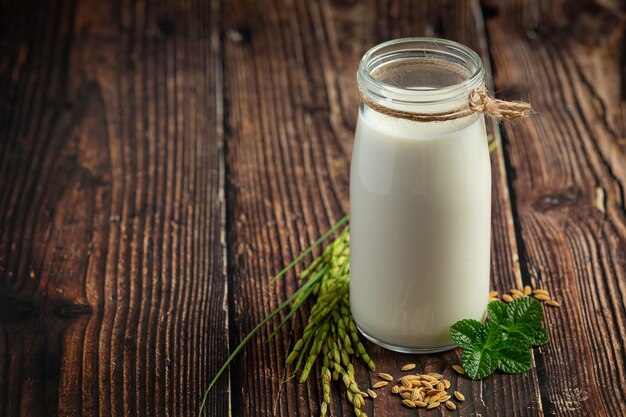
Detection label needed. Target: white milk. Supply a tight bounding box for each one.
[350,106,491,351]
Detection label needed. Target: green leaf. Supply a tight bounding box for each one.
[530,327,549,346]
[505,322,550,346]
[451,295,550,380]
[497,346,532,373]
[489,298,549,348]
[456,322,502,379]
[462,347,498,380]
[450,319,486,349]
[451,320,502,350]
[503,323,533,345]
[483,321,504,349]
[506,297,544,329]
[487,300,508,324]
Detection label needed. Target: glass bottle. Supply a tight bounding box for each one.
[350,38,490,353]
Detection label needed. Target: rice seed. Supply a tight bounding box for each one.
[354,394,365,409]
[489,291,498,297]
[401,363,416,371]
[423,376,439,384]
[361,391,369,398]
[512,293,522,299]
[524,285,532,295]
[452,364,465,375]
[415,389,424,401]
[372,381,388,389]
[378,372,393,381]
[546,299,561,307]
[367,389,377,399]
[389,363,466,412]
[402,399,416,408]
[411,389,421,402]
[320,402,328,416]
[534,294,550,301]
[533,289,550,296]
[350,383,363,396]
[431,392,445,403]
[511,289,524,297]
[502,294,514,303]
[421,381,434,390]
[489,297,498,302]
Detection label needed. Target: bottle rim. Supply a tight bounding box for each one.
[357,38,485,107]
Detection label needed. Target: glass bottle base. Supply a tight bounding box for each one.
[356,325,457,354]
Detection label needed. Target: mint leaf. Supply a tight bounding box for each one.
[482,321,504,349]
[503,322,533,342]
[487,300,507,324]
[504,297,548,346]
[530,327,549,346]
[506,297,543,329]
[456,322,502,380]
[450,294,550,380]
[497,346,532,373]
[450,319,486,349]
[462,347,498,379]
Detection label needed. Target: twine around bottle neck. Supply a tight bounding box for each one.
[358,86,532,122]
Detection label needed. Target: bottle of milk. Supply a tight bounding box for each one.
[350,38,491,353]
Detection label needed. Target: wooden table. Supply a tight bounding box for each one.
[1,0,625,416]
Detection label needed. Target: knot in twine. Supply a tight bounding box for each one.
[359,86,532,122]
[467,87,532,121]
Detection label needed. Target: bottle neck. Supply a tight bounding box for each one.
[357,38,485,116]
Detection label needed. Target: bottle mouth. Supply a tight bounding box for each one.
[357,38,485,107]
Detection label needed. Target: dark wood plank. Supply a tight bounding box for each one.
[485,0,626,415]
[0,1,229,416]
[223,0,541,415]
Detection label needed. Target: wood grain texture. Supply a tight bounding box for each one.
[223,0,540,416]
[0,0,229,416]
[2,0,625,416]
[485,0,626,415]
